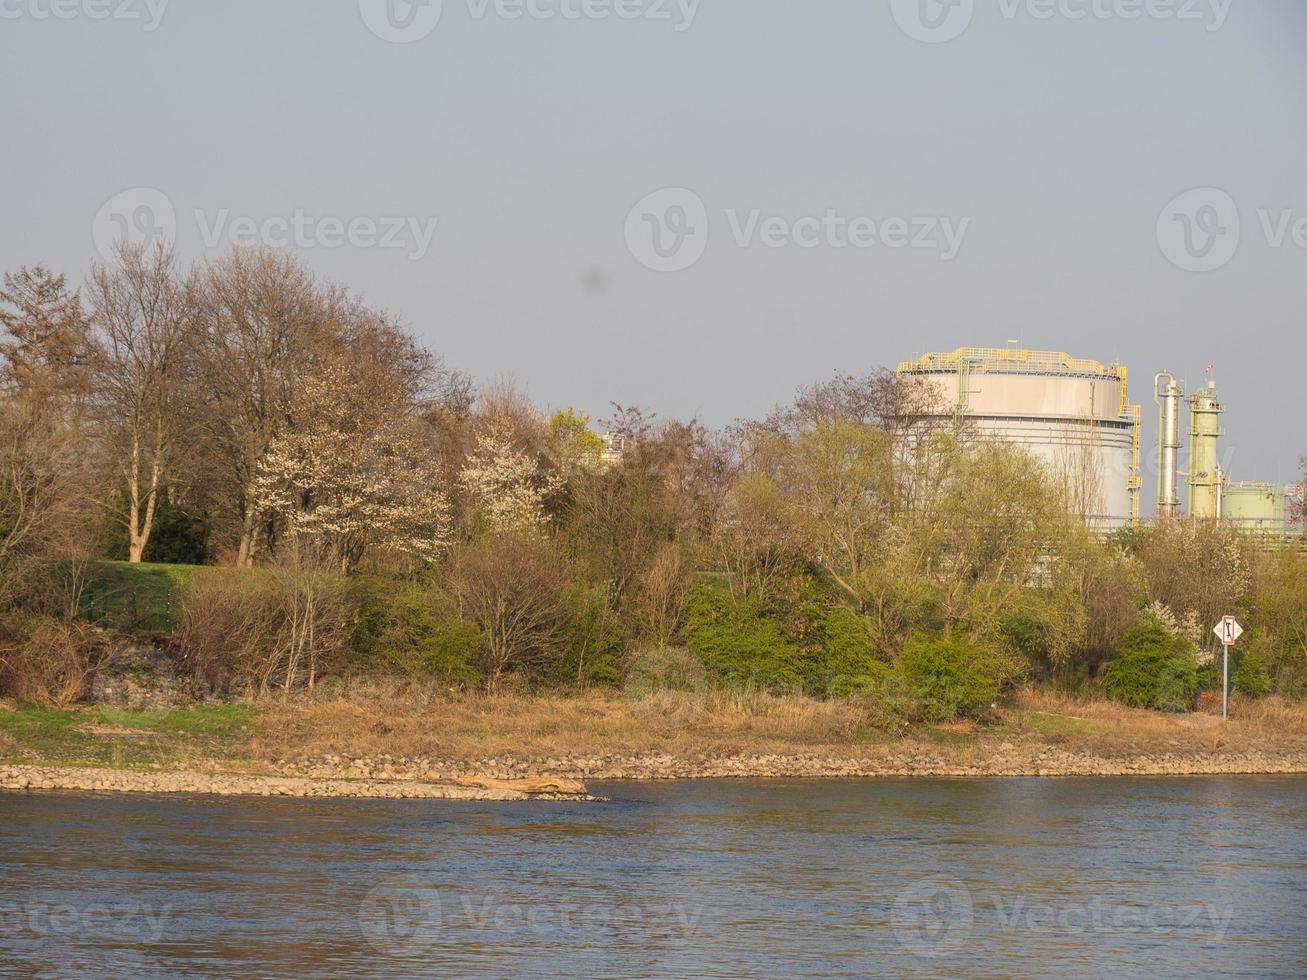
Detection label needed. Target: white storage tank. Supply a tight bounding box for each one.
[897,348,1143,527]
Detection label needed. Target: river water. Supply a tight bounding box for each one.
[2,777,1305,977]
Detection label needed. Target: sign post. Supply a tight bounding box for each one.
[1212,616,1244,721]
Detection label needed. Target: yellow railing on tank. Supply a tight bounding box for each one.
[897,347,1123,380]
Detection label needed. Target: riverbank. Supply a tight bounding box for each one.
[0,765,595,800]
[3,688,1306,797]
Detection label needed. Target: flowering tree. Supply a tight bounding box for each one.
[253,365,451,568]
[459,433,561,534]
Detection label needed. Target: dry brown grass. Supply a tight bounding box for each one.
[249,682,871,763]
[1008,688,1307,755]
[240,682,1307,767]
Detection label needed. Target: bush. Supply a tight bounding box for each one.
[175,565,351,694]
[1234,653,1273,699]
[348,577,482,687]
[683,585,804,692]
[551,582,625,689]
[893,634,1017,722]
[1103,621,1200,712]
[0,615,108,708]
[683,579,887,697]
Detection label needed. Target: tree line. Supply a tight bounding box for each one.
[2,244,1305,714]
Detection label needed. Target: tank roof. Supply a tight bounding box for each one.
[898,347,1125,380]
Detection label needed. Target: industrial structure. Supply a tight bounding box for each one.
[1154,372,1184,520]
[898,346,1300,534]
[896,347,1143,527]
[1187,378,1225,521]
[1152,370,1296,534]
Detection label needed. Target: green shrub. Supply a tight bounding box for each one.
[893,634,1017,722]
[683,585,804,692]
[801,603,887,698]
[550,583,625,689]
[1103,622,1199,712]
[348,577,481,687]
[1234,653,1273,699]
[682,577,889,697]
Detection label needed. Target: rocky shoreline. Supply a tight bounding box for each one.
[0,766,598,802]
[260,744,1307,783]
[5,747,1303,802]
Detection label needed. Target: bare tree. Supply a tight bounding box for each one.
[452,533,567,688]
[189,249,338,565]
[87,243,193,563]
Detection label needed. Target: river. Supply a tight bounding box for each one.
[2,777,1305,977]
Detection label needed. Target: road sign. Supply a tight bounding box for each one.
[1213,616,1243,647]
[1213,616,1243,722]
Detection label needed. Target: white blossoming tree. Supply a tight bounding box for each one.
[459,433,562,535]
[253,364,451,568]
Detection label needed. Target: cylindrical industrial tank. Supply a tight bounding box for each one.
[896,348,1142,527]
[1221,483,1288,534]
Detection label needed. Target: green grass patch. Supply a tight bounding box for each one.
[1009,711,1105,742]
[80,561,203,633]
[0,703,258,769]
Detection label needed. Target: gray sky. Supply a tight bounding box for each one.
[2,0,1304,497]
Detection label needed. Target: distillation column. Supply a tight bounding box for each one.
[1155,373,1184,519]
[1188,379,1225,520]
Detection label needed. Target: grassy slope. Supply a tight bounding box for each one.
[82,561,201,633]
[0,704,256,769]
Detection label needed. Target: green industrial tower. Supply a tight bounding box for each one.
[1188,380,1224,519]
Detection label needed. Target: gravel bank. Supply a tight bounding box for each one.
[4,750,1303,802]
[0,766,596,801]
[269,748,1307,782]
